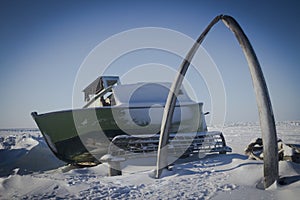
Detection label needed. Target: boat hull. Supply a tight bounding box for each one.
[32,103,206,164]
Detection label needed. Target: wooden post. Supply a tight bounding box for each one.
[100,154,125,176]
[108,160,122,176]
[155,15,278,189]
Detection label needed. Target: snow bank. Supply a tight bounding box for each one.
[0,130,65,177]
[0,122,299,199]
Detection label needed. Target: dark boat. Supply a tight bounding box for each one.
[32,76,216,165]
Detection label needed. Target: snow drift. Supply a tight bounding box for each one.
[0,122,300,199]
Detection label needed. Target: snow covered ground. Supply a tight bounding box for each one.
[0,122,300,199]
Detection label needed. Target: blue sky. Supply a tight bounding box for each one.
[0,0,299,128]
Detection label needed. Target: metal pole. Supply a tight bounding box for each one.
[155,15,278,189]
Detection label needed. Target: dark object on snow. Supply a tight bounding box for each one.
[244,138,300,163]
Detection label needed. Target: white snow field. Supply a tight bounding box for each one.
[0,122,299,199]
